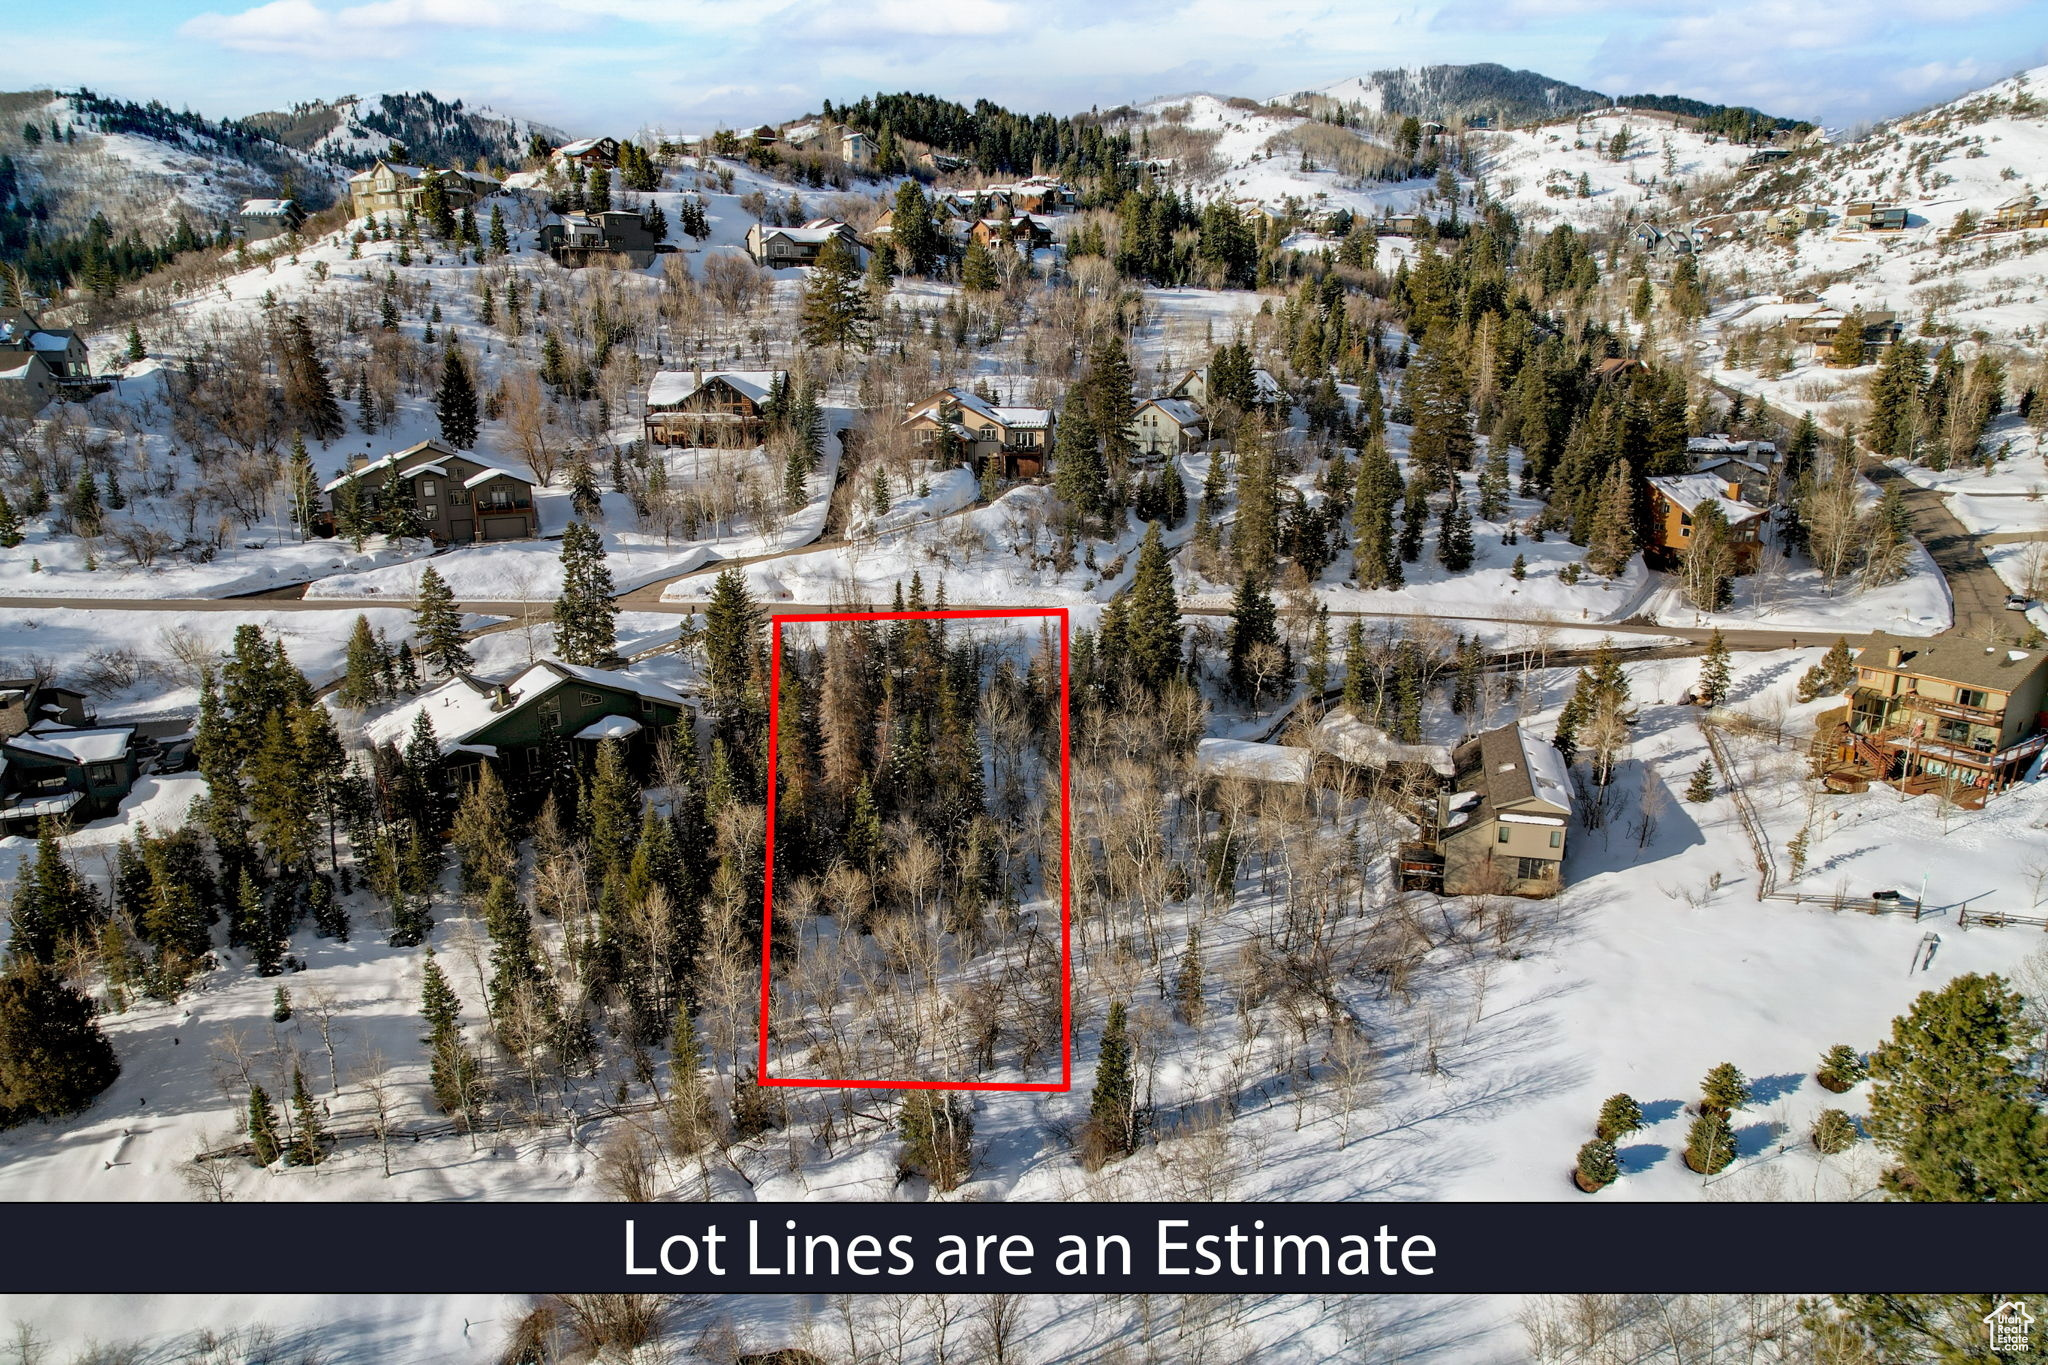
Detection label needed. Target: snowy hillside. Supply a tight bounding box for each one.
[1114,93,1437,219]
[1280,63,1609,124]
[247,90,567,173]
[1695,63,2048,346]
[0,89,347,233]
[1474,110,1760,230]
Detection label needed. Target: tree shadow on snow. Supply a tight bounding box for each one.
[1618,1142,1667,1173]
[1748,1071,1805,1105]
[1734,1120,1781,1158]
[1638,1098,1686,1126]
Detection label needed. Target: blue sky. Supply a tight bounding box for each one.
[5,1,2046,135]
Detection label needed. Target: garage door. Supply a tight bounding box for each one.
[448,518,474,543]
[482,516,527,541]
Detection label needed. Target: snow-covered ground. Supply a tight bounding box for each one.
[1477,111,1757,231]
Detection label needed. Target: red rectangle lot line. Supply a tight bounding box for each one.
[756,607,1071,1092]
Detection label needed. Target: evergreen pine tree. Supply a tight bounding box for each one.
[411,565,472,676]
[488,205,510,257]
[337,614,388,708]
[279,313,345,441]
[1811,1109,1859,1155]
[0,961,120,1127]
[1435,475,1473,572]
[125,323,145,363]
[797,236,873,351]
[246,1082,282,1165]
[1052,405,1106,519]
[1596,1093,1643,1142]
[436,343,480,449]
[961,236,999,292]
[1830,308,1868,368]
[1700,1062,1751,1115]
[66,468,102,537]
[1225,574,1282,703]
[1398,472,1427,563]
[1584,461,1637,577]
[1684,758,1716,803]
[1867,973,2046,1201]
[1696,629,1731,706]
[1574,1138,1619,1191]
[287,1066,328,1165]
[1123,522,1182,692]
[701,567,763,726]
[7,821,102,966]
[0,488,20,548]
[1795,637,1858,703]
[1684,1111,1736,1174]
[553,522,618,666]
[1477,439,1510,519]
[420,949,483,1120]
[1817,1043,1868,1093]
[1084,1000,1143,1165]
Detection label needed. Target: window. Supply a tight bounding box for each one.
[1497,827,1512,843]
[424,505,438,519]
[451,491,469,506]
[915,428,933,444]
[580,691,603,707]
[1516,857,1555,880]
[639,696,655,715]
[1549,829,1562,849]
[421,480,438,497]
[1957,688,1993,710]
[540,702,561,732]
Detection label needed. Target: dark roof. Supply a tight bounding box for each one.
[1855,632,2048,692]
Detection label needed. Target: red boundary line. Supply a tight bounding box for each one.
[756,607,1072,1092]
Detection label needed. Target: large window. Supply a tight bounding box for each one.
[1516,857,1556,880]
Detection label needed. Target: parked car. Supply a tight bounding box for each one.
[2006,594,2031,611]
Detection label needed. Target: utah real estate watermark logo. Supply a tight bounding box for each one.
[1984,1300,2034,1355]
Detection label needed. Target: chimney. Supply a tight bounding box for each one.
[1885,646,1903,668]
[493,684,513,710]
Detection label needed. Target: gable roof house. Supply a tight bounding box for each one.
[0,306,90,381]
[239,197,307,242]
[970,214,1053,251]
[0,351,58,417]
[1689,435,1784,505]
[744,219,865,268]
[1843,201,1909,232]
[1,725,139,831]
[1823,634,2048,803]
[1645,474,1768,573]
[901,388,1056,478]
[1990,194,2048,231]
[1790,307,1902,360]
[1130,397,1207,455]
[323,439,537,543]
[0,680,95,739]
[553,136,620,168]
[1167,363,1289,413]
[366,660,688,790]
[643,369,785,448]
[347,160,501,219]
[538,208,667,268]
[1414,722,1572,897]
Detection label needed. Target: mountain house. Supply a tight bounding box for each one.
[643,370,785,448]
[322,439,538,543]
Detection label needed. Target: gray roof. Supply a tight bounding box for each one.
[1855,633,2048,693]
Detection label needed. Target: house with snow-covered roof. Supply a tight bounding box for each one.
[1129,397,1207,455]
[744,219,864,268]
[1166,363,1288,415]
[0,679,95,739]
[970,214,1053,251]
[348,159,501,219]
[0,352,58,416]
[1,725,138,830]
[901,387,1055,478]
[0,305,89,381]
[1419,721,1572,897]
[322,439,537,544]
[643,369,785,448]
[539,208,666,268]
[365,659,688,789]
[239,198,306,242]
[552,136,619,169]
[1646,473,1767,573]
